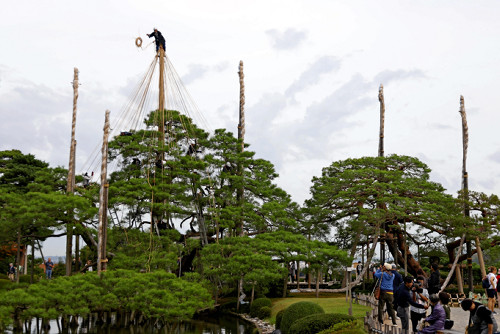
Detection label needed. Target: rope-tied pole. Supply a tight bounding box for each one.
[378,84,385,158]
[98,110,111,276]
[238,60,245,152]
[66,67,79,276]
[377,84,386,264]
[459,96,486,279]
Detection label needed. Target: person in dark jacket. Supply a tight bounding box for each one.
[375,263,397,325]
[147,28,166,52]
[427,263,440,295]
[395,276,428,333]
[392,264,403,290]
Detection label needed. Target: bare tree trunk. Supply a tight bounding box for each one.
[315,268,320,298]
[16,230,21,284]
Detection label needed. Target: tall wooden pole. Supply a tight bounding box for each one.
[236,61,245,237]
[236,61,246,310]
[378,84,386,264]
[66,67,79,276]
[97,110,110,276]
[459,96,473,291]
[238,61,245,154]
[459,96,486,285]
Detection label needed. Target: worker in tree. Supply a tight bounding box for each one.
[147,28,166,52]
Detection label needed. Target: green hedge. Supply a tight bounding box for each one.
[276,309,286,329]
[250,297,272,318]
[280,301,324,334]
[257,306,271,319]
[289,313,355,334]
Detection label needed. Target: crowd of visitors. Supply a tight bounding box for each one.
[374,262,500,334]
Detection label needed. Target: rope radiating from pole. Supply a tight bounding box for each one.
[66,67,79,276]
[98,110,111,276]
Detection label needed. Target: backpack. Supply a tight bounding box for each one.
[482,277,490,289]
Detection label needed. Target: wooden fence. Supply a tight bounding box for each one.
[357,293,403,334]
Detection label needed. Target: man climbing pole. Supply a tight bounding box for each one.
[147,28,166,52]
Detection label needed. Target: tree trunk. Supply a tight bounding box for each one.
[385,225,426,277]
[315,268,320,298]
[16,230,21,284]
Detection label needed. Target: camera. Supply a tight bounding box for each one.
[413,281,423,293]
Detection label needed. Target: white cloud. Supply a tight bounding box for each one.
[266,28,308,50]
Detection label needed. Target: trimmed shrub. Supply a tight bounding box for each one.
[276,309,286,329]
[257,306,271,319]
[316,320,365,334]
[250,297,272,317]
[289,313,355,334]
[280,301,324,334]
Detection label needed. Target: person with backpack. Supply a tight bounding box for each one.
[486,267,498,313]
[461,298,498,334]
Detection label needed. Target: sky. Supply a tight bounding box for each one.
[2,1,500,256]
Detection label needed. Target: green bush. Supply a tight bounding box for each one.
[317,319,365,334]
[289,313,355,334]
[276,309,286,329]
[257,306,271,319]
[250,297,272,317]
[280,301,324,334]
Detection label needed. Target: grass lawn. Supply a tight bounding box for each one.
[268,292,371,324]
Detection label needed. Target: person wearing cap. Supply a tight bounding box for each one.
[394,276,428,333]
[147,28,166,52]
[461,298,498,334]
[418,294,445,334]
[374,263,397,326]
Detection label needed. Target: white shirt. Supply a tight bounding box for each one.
[410,288,429,314]
[488,272,497,289]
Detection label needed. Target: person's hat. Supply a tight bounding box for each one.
[391,264,397,269]
[384,263,392,270]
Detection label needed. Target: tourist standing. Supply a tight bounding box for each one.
[486,266,497,313]
[411,276,429,333]
[428,264,440,295]
[374,263,397,326]
[45,258,54,279]
[7,263,15,281]
[394,276,428,333]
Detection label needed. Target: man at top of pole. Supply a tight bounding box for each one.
[147,28,166,52]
